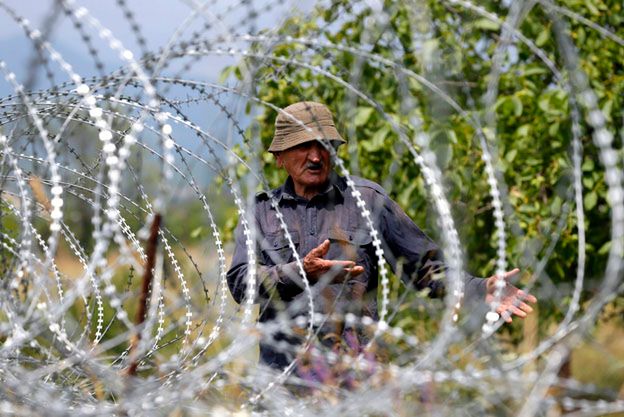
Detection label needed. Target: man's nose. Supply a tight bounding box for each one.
[309,151,321,162]
[308,143,325,162]
[307,143,323,162]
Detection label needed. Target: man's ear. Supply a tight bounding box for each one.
[275,152,283,168]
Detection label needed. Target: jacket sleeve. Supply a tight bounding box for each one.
[226,220,305,305]
[377,193,487,300]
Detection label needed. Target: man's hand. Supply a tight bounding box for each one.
[485,268,537,323]
[303,239,364,283]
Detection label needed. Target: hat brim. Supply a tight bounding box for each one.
[268,126,345,152]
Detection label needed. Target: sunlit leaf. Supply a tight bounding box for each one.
[354,106,375,127]
[584,191,598,210]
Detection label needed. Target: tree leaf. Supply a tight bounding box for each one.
[584,0,600,15]
[362,125,390,152]
[598,240,612,255]
[398,180,418,208]
[218,65,235,83]
[523,66,548,76]
[447,129,458,144]
[601,99,613,121]
[584,191,597,210]
[511,95,523,117]
[516,124,531,137]
[506,149,518,163]
[354,107,375,127]
[190,227,203,239]
[472,18,500,31]
[536,29,550,47]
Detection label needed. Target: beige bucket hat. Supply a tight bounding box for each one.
[268,101,346,152]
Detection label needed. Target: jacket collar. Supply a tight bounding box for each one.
[277,172,345,204]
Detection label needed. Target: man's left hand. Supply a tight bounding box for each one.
[485,268,537,323]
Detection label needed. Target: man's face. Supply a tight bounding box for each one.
[275,141,332,194]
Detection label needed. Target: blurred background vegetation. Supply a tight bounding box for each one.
[221,0,624,395]
[2,0,621,408]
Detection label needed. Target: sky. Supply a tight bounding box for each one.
[0,0,316,95]
[0,0,317,180]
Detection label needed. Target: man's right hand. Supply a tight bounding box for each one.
[303,239,364,283]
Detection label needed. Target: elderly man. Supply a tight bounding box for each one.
[227,101,536,369]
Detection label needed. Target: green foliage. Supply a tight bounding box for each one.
[0,203,19,277]
[225,0,623,322]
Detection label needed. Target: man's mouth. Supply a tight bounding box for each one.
[306,163,323,172]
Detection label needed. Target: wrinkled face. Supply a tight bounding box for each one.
[275,141,332,196]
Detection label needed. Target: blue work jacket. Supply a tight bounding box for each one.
[226,173,486,368]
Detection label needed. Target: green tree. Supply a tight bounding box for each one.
[226,0,623,325]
